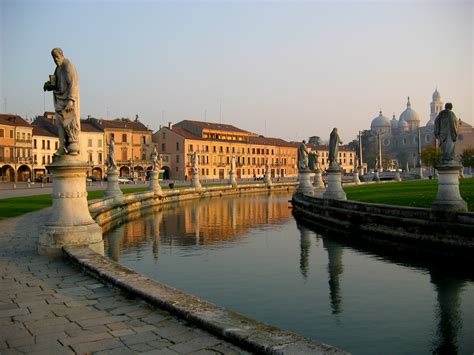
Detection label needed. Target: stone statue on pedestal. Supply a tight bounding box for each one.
[106,137,117,171]
[329,128,342,169]
[151,146,159,171]
[435,103,459,164]
[298,140,309,171]
[231,156,236,173]
[43,48,81,156]
[191,151,199,175]
[308,151,319,171]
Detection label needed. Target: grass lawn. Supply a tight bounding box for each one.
[344,178,474,211]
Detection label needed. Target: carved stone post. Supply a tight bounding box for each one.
[149,170,162,195]
[298,169,313,195]
[313,169,325,189]
[104,168,123,202]
[431,164,467,217]
[323,167,347,200]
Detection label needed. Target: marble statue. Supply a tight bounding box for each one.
[43,48,80,155]
[329,128,342,169]
[106,137,116,171]
[308,151,319,171]
[435,103,459,164]
[151,146,159,171]
[298,140,309,171]
[191,151,199,174]
[231,156,236,172]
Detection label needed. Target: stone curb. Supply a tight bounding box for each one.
[64,246,348,355]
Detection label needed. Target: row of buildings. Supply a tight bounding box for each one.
[0,114,357,182]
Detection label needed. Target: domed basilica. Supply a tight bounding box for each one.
[367,89,473,169]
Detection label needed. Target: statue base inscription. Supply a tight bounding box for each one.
[298,170,314,195]
[431,164,467,215]
[104,169,123,202]
[38,156,103,257]
[313,170,325,189]
[149,170,162,195]
[323,168,347,200]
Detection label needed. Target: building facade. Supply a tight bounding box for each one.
[153,120,298,181]
[307,144,356,173]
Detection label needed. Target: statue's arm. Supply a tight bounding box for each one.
[64,63,78,102]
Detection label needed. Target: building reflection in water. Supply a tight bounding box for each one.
[297,223,311,280]
[104,192,293,259]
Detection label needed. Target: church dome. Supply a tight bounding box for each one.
[371,111,390,129]
[390,114,398,129]
[400,119,409,131]
[426,117,435,126]
[399,97,420,123]
[432,88,441,101]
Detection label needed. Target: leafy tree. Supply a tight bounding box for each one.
[460,148,474,168]
[308,136,322,145]
[421,145,441,169]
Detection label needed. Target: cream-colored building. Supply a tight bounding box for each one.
[153,120,298,180]
[32,125,58,181]
[307,144,356,174]
[80,120,105,179]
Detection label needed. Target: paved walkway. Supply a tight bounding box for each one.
[0,210,248,354]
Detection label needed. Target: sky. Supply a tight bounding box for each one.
[0,0,472,143]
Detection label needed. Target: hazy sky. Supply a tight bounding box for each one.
[1,0,472,143]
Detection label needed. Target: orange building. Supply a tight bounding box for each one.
[153,120,298,180]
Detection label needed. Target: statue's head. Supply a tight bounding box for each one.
[302,140,306,144]
[445,103,453,110]
[51,48,64,66]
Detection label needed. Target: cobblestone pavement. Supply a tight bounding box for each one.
[0,210,248,354]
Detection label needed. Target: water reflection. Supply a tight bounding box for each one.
[323,236,344,315]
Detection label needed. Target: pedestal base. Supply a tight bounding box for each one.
[298,170,314,195]
[192,173,202,191]
[313,170,325,189]
[373,171,380,182]
[353,171,360,184]
[323,168,347,200]
[263,173,272,186]
[104,169,123,202]
[38,156,104,256]
[415,167,423,179]
[148,170,162,195]
[394,171,401,182]
[431,164,467,214]
[229,172,238,188]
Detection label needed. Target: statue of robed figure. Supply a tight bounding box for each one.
[435,103,459,164]
[329,128,342,169]
[298,140,309,171]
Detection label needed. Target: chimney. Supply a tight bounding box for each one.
[168,122,173,129]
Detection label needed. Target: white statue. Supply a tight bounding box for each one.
[231,156,236,173]
[298,140,309,171]
[106,137,116,171]
[151,146,159,171]
[191,151,199,175]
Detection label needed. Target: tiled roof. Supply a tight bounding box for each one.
[80,120,103,133]
[169,127,203,140]
[32,125,57,137]
[248,135,297,147]
[94,118,150,132]
[175,120,253,135]
[0,114,31,128]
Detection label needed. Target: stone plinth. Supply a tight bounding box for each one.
[298,170,313,195]
[373,171,380,182]
[313,170,325,189]
[415,167,423,179]
[353,171,360,184]
[323,168,347,200]
[38,156,103,257]
[263,172,272,186]
[229,172,237,188]
[431,164,467,215]
[104,169,123,202]
[394,171,401,182]
[192,173,202,191]
[148,170,162,195]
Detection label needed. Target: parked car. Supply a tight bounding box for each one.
[118,177,133,184]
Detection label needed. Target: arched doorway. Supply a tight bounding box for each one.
[1,165,15,182]
[134,166,144,182]
[119,166,130,177]
[162,166,170,180]
[92,167,103,180]
[17,165,31,182]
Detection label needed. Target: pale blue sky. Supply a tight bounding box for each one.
[1,0,472,142]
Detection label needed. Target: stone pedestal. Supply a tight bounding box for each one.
[38,156,103,257]
[104,169,123,202]
[373,171,380,182]
[313,170,325,189]
[263,171,272,186]
[323,168,347,200]
[298,170,314,195]
[192,172,202,191]
[415,167,423,179]
[148,170,162,195]
[229,172,237,188]
[431,164,467,215]
[353,171,360,184]
[394,171,401,182]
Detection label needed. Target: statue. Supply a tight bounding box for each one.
[43,48,80,156]
[308,151,319,171]
[231,156,236,173]
[191,151,199,174]
[298,140,309,171]
[151,146,159,171]
[435,103,459,164]
[106,136,116,171]
[328,128,343,169]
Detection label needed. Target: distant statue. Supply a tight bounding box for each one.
[435,103,459,164]
[308,151,319,171]
[329,128,343,169]
[191,151,199,174]
[264,159,270,174]
[43,48,80,156]
[231,156,236,173]
[106,137,116,171]
[298,140,309,171]
[151,146,159,171]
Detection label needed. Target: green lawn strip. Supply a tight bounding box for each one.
[344,179,474,211]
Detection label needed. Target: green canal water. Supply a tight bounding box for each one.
[104,191,474,354]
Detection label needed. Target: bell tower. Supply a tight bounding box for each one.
[430,88,443,121]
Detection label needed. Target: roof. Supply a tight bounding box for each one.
[80,120,104,133]
[0,114,31,128]
[32,125,57,137]
[93,118,151,132]
[248,135,296,147]
[175,120,254,135]
[169,127,203,140]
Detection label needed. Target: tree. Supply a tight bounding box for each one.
[421,145,441,169]
[308,136,321,145]
[460,148,474,175]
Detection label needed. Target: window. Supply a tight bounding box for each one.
[42,140,45,149]
[17,132,20,140]
[232,147,235,153]
[226,147,229,153]
[0,129,4,137]
[88,153,93,163]
[47,141,50,150]
[98,153,103,163]
[22,133,25,140]
[122,134,127,142]
[33,139,37,149]
[226,157,230,164]
[142,136,146,144]
[34,155,37,163]
[162,143,166,152]
[42,156,45,164]
[55,142,58,150]
[176,155,179,163]
[110,133,115,140]
[162,131,166,139]
[219,146,223,153]
[252,148,255,154]
[176,142,180,151]
[213,146,216,153]
[189,144,193,152]
[27,133,31,141]
[47,155,51,164]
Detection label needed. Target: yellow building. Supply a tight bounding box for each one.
[80,120,105,179]
[308,144,356,174]
[32,125,58,181]
[153,120,298,180]
[0,114,33,181]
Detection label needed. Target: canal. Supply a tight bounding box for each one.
[104,191,474,354]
